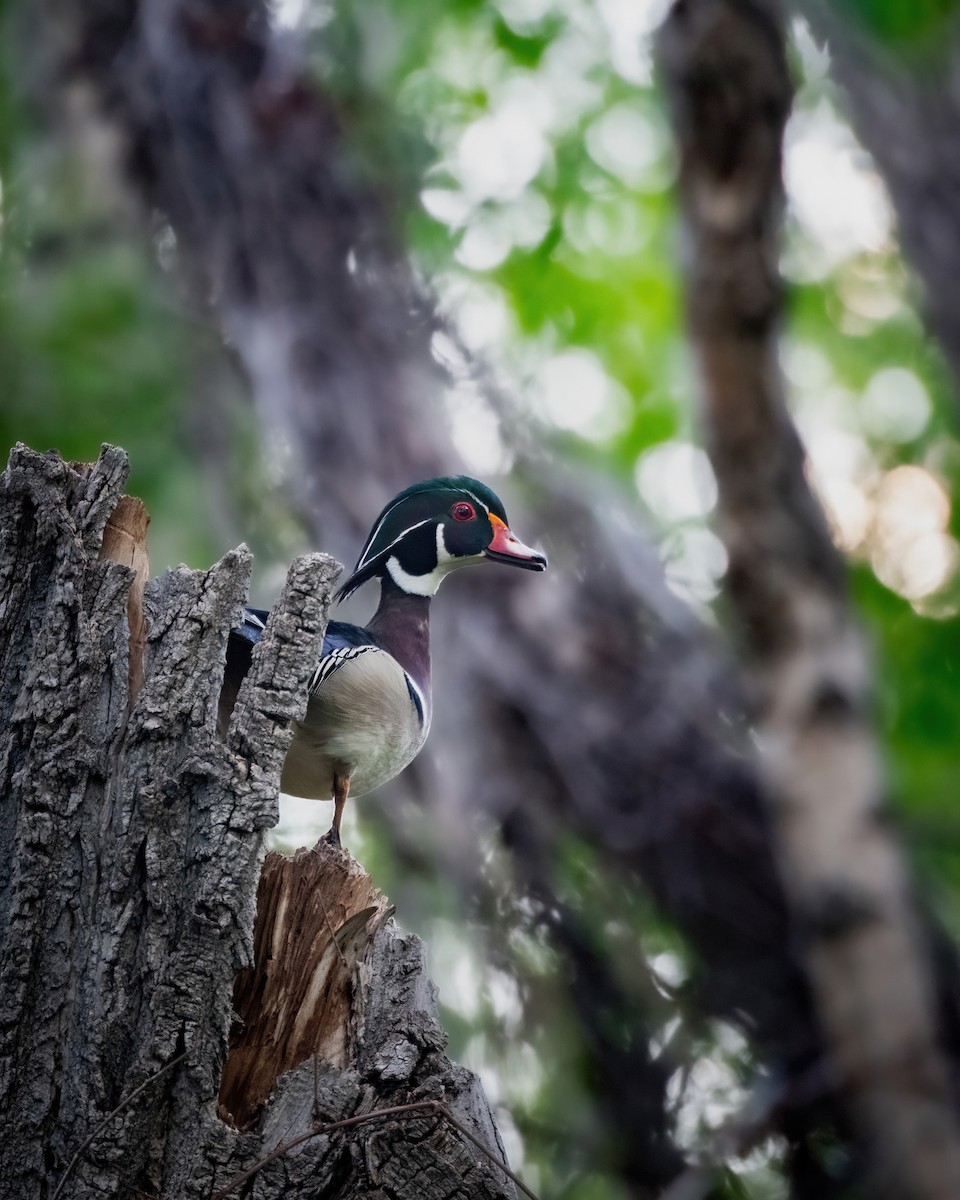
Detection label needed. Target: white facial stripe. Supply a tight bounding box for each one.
[358,518,432,571]
[356,495,431,569]
[355,499,402,569]
[434,521,487,578]
[463,489,490,515]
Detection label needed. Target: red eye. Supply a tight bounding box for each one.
[451,501,476,522]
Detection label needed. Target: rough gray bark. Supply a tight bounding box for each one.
[0,444,516,1200]
[659,2,960,1197]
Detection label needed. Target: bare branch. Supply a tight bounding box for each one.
[211,1098,540,1200]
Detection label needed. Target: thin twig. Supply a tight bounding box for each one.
[52,1050,188,1200]
[211,1097,540,1200]
[436,1103,540,1200]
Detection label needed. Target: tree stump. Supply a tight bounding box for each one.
[0,444,516,1200]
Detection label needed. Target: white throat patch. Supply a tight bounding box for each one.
[385,524,482,596]
[386,555,440,596]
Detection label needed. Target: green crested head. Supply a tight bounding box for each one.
[336,475,547,601]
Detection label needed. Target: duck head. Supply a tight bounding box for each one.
[336,475,547,600]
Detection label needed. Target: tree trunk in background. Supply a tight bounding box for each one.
[659,2,960,1197]
[0,445,516,1200]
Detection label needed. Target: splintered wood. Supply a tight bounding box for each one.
[219,843,391,1129]
[98,494,150,700]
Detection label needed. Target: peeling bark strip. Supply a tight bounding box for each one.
[659,3,960,1198]
[0,445,516,1199]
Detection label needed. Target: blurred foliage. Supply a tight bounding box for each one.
[837,0,960,49]
[0,66,234,570]
[4,0,960,1196]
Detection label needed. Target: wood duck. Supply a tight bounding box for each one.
[220,476,547,845]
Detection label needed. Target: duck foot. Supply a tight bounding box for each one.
[320,772,350,851]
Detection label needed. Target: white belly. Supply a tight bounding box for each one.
[280,647,427,800]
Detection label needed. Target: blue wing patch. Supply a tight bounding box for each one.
[232,607,270,646]
[234,609,384,692]
[323,619,384,653]
[234,611,381,653]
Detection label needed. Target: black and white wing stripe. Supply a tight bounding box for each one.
[308,643,381,693]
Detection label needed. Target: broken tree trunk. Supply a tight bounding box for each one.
[0,444,517,1200]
